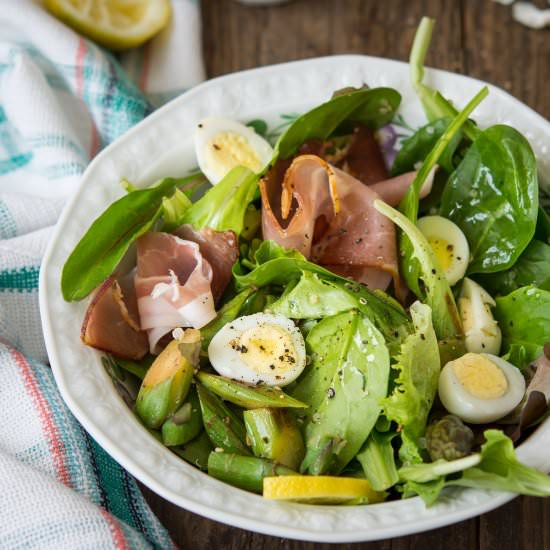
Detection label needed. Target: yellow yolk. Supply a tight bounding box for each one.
[427,237,453,272]
[451,353,508,399]
[233,324,297,375]
[206,131,262,175]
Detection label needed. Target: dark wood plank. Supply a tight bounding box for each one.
[462,0,550,119]
[140,0,549,548]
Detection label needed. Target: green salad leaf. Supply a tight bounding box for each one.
[269,271,357,319]
[381,302,440,464]
[391,117,462,176]
[181,165,259,235]
[62,174,201,301]
[356,429,399,491]
[292,310,390,475]
[161,188,192,232]
[274,87,401,160]
[401,430,550,506]
[200,288,255,350]
[535,206,550,243]
[494,286,550,367]
[410,17,479,142]
[397,87,487,298]
[235,241,411,347]
[475,240,550,295]
[373,200,464,363]
[440,125,538,274]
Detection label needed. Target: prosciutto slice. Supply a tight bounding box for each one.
[81,274,148,360]
[260,154,400,291]
[135,232,216,353]
[174,225,238,303]
[299,126,389,185]
[369,167,435,206]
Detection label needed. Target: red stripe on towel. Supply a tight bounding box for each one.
[10,347,71,487]
[100,509,131,550]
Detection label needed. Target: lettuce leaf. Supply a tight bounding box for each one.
[235,241,411,348]
[373,200,464,363]
[181,165,259,235]
[381,301,440,464]
[400,430,550,505]
[269,271,358,320]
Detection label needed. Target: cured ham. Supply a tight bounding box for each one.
[174,225,238,302]
[369,167,435,206]
[135,232,216,353]
[81,274,149,360]
[299,126,389,185]
[260,155,401,291]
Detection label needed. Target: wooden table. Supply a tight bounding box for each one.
[142,0,550,547]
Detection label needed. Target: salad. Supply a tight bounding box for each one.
[61,18,550,506]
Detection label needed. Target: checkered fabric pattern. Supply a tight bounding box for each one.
[0,0,204,548]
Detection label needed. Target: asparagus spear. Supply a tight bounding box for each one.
[196,372,308,409]
[172,431,213,472]
[207,452,295,493]
[161,387,203,446]
[112,354,155,380]
[244,408,305,470]
[196,383,251,455]
[136,329,200,429]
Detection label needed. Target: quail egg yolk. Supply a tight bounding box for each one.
[452,352,508,399]
[427,237,453,272]
[206,132,262,175]
[232,324,297,375]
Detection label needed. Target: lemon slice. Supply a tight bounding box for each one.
[44,0,171,51]
[263,475,386,504]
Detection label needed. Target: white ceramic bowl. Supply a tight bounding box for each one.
[39,55,550,543]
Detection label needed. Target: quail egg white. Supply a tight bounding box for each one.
[458,278,502,355]
[194,117,273,184]
[207,313,307,387]
[438,352,526,424]
[417,215,470,286]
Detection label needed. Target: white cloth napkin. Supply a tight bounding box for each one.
[0,1,204,548]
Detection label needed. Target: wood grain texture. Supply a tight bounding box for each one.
[141,0,550,548]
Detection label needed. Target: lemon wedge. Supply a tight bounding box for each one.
[44,0,171,51]
[263,475,385,504]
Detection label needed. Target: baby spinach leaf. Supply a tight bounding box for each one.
[475,240,550,296]
[391,117,461,176]
[292,310,390,474]
[535,206,550,243]
[441,125,538,274]
[273,87,401,160]
[181,165,259,235]
[62,175,200,302]
[494,286,550,367]
[374,200,464,364]
[381,302,440,464]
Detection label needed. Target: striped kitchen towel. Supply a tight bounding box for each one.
[0,0,204,548]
